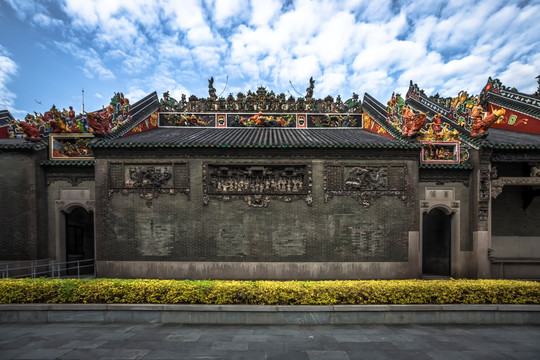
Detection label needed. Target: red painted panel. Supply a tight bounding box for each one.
[0,126,8,138]
[489,103,540,134]
[362,112,394,139]
[124,111,159,137]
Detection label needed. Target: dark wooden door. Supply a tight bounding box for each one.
[422,208,451,276]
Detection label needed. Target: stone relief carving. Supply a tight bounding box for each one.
[345,167,387,190]
[531,163,540,177]
[203,164,312,207]
[491,176,540,199]
[478,168,490,222]
[324,164,407,207]
[477,151,492,224]
[107,162,189,206]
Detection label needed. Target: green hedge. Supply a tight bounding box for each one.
[0,278,539,305]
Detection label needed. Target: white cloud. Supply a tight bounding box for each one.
[207,0,248,27]
[159,0,219,46]
[55,42,115,81]
[249,0,281,27]
[318,65,348,97]
[32,13,63,28]
[3,0,540,114]
[498,54,540,94]
[0,46,18,111]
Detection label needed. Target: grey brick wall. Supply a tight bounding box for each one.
[96,154,415,264]
[0,150,46,260]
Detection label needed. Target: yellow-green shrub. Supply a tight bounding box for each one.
[0,278,538,305]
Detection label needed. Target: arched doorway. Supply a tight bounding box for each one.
[64,206,94,263]
[422,208,451,276]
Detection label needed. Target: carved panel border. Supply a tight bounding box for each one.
[324,163,408,207]
[202,163,312,207]
[477,150,492,225]
[107,162,189,206]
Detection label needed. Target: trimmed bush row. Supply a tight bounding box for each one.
[0,278,539,305]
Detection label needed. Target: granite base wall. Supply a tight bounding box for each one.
[96,260,416,280]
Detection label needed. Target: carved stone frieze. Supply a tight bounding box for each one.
[107,162,189,206]
[491,176,540,199]
[203,163,312,207]
[324,164,407,207]
[491,152,540,162]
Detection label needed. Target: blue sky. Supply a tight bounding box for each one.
[1,0,539,119]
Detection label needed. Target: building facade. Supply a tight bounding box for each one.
[1,78,539,280]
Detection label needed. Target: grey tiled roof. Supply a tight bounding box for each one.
[482,128,540,149]
[39,160,95,167]
[92,127,417,149]
[0,138,48,150]
[419,163,474,170]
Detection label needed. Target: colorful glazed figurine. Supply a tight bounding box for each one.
[471,108,506,138]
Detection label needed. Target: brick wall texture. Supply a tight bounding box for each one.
[97,157,415,263]
[0,152,42,260]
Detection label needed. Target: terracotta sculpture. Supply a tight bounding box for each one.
[18,121,41,139]
[401,106,426,137]
[471,108,506,138]
[87,112,110,135]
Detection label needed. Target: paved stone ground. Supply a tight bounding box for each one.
[0,323,539,359]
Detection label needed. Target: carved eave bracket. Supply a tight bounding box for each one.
[491,177,540,199]
[203,163,312,207]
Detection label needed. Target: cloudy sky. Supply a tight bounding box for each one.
[0,0,539,118]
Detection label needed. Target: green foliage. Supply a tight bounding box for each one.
[0,278,538,305]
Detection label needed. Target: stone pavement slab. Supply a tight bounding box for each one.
[0,323,539,359]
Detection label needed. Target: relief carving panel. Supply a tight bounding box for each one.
[324,164,407,207]
[203,163,312,207]
[107,162,189,206]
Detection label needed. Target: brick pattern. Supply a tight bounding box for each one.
[0,154,37,260]
[98,159,411,263]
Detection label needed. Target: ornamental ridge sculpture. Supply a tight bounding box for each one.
[158,77,362,115]
[10,92,131,140]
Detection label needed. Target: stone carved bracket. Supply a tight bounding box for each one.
[107,162,189,207]
[202,163,312,207]
[324,164,408,208]
[491,176,540,199]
